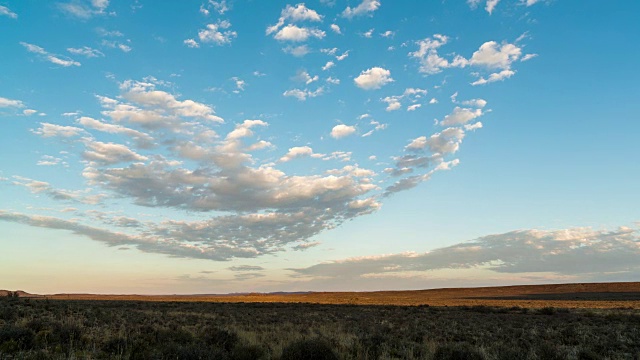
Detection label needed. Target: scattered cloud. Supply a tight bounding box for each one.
[342,0,381,18]
[184,39,200,48]
[290,225,640,284]
[0,5,17,18]
[21,42,81,67]
[68,46,104,58]
[283,87,324,101]
[354,67,393,90]
[283,45,310,57]
[471,69,515,86]
[58,0,112,19]
[274,24,325,42]
[330,24,341,34]
[331,124,356,139]
[198,20,237,45]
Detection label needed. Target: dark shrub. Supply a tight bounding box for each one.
[433,343,485,360]
[577,348,603,360]
[536,342,566,360]
[0,325,35,352]
[102,336,127,355]
[281,339,338,360]
[203,328,239,352]
[231,344,268,360]
[538,307,557,315]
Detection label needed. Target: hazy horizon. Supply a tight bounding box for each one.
[1,0,639,295]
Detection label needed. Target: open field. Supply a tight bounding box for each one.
[1,295,640,359]
[10,282,640,309]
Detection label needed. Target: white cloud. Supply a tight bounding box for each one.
[183,39,200,48]
[381,88,426,111]
[326,77,340,85]
[429,98,438,104]
[486,0,500,14]
[0,97,24,108]
[274,25,325,42]
[405,136,427,151]
[439,107,484,126]
[23,109,38,116]
[322,61,335,71]
[521,53,538,62]
[0,5,18,18]
[471,69,515,86]
[21,42,81,67]
[382,97,401,111]
[470,41,522,69]
[282,45,310,57]
[342,0,381,18]
[294,70,319,84]
[209,0,229,14]
[362,28,374,38]
[283,87,324,101]
[83,141,148,165]
[58,0,111,19]
[267,3,323,35]
[354,67,393,90]
[33,123,86,138]
[280,146,323,162]
[330,24,341,34]
[198,20,237,45]
[68,46,104,58]
[524,0,542,5]
[407,104,421,111]
[336,50,349,61]
[331,124,356,139]
[78,116,154,148]
[461,99,487,108]
[409,34,466,74]
[290,225,640,284]
[380,30,394,38]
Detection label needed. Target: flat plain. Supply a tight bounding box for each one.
[1,282,639,359]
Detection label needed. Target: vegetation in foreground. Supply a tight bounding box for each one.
[1,296,639,359]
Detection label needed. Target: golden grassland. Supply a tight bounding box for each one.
[26,282,640,309]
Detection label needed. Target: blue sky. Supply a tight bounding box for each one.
[1,0,639,294]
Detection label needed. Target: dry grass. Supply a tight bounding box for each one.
[33,282,640,309]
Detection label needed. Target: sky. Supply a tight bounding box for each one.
[1,0,639,295]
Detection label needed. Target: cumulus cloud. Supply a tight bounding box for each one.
[471,69,515,86]
[342,0,381,18]
[32,123,86,138]
[439,107,484,126]
[280,146,324,162]
[198,20,237,45]
[0,97,24,109]
[354,67,393,90]
[21,42,81,67]
[330,24,341,34]
[409,35,467,75]
[184,39,200,48]
[83,141,148,165]
[469,41,522,69]
[283,87,324,101]
[267,3,323,35]
[274,24,325,42]
[381,88,427,111]
[331,124,356,139]
[104,79,224,129]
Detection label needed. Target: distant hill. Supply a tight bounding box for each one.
[0,290,42,298]
[2,283,640,309]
